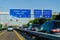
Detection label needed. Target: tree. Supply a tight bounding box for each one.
[22,24,29,28]
[0,24,2,28]
[55,15,60,20]
[33,18,47,25]
[29,20,33,23]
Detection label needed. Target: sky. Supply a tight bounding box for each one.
[0,0,60,12]
[0,0,60,25]
[0,14,34,25]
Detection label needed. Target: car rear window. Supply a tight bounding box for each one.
[54,22,60,28]
[8,26,13,28]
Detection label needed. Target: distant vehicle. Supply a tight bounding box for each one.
[16,26,23,29]
[28,24,39,31]
[17,26,28,30]
[31,27,36,31]
[40,20,60,34]
[7,26,14,31]
[22,27,28,30]
[28,24,33,31]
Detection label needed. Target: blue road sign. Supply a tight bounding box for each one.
[34,10,42,18]
[10,9,31,18]
[43,10,52,18]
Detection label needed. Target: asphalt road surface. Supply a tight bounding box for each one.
[0,30,19,40]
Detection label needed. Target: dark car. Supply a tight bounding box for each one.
[40,20,60,34]
[28,24,39,31]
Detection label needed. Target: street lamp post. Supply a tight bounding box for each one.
[0,7,2,24]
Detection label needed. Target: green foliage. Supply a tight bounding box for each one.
[23,15,58,27]
[44,15,56,21]
[0,24,2,28]
[33,18,47,25]
[55,15,60,20]
[29,20,33,23]
[22,24,29,28]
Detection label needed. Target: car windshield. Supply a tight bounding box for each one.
[54,22,60,28]
[8,26,13,28]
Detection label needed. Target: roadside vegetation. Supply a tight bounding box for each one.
[23,15,60,28]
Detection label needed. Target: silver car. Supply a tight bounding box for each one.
[7,26,14,31]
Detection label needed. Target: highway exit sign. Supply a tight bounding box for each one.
[10,9,31,18]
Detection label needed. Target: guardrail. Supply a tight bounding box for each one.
[15,29,60,40]
[0,28,6,31]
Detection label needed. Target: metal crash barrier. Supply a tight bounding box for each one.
[15,29,60,40]
[0,28,6,31]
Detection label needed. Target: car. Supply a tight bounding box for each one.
[31,27,36,31]
[28,24,39,31]
[23,27,28,30]
[7,26,14,31]
[40,20,60,34]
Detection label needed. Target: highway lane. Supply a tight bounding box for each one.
[1,29,60,40]
[0,30,19,40]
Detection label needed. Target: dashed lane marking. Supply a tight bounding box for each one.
[0,30,7,36]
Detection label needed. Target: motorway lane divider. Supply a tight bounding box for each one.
[18,29,60,40]
[14,30,26,40]
[0,30,7,36]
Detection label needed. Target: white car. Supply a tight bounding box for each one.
[7,26,14,31]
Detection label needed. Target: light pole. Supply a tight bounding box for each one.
[0,7,2,24]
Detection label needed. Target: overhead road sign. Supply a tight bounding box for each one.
[34,10,42,18]
[10,9,31,18]
[43,10,52,18]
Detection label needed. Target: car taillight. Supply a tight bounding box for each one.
[32,28,36,31]
[52,29,57,32]
[56,30,60,32]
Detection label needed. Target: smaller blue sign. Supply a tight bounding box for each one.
[10,9,31,18]
[34,10,42,18]
[43,10,52,18]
